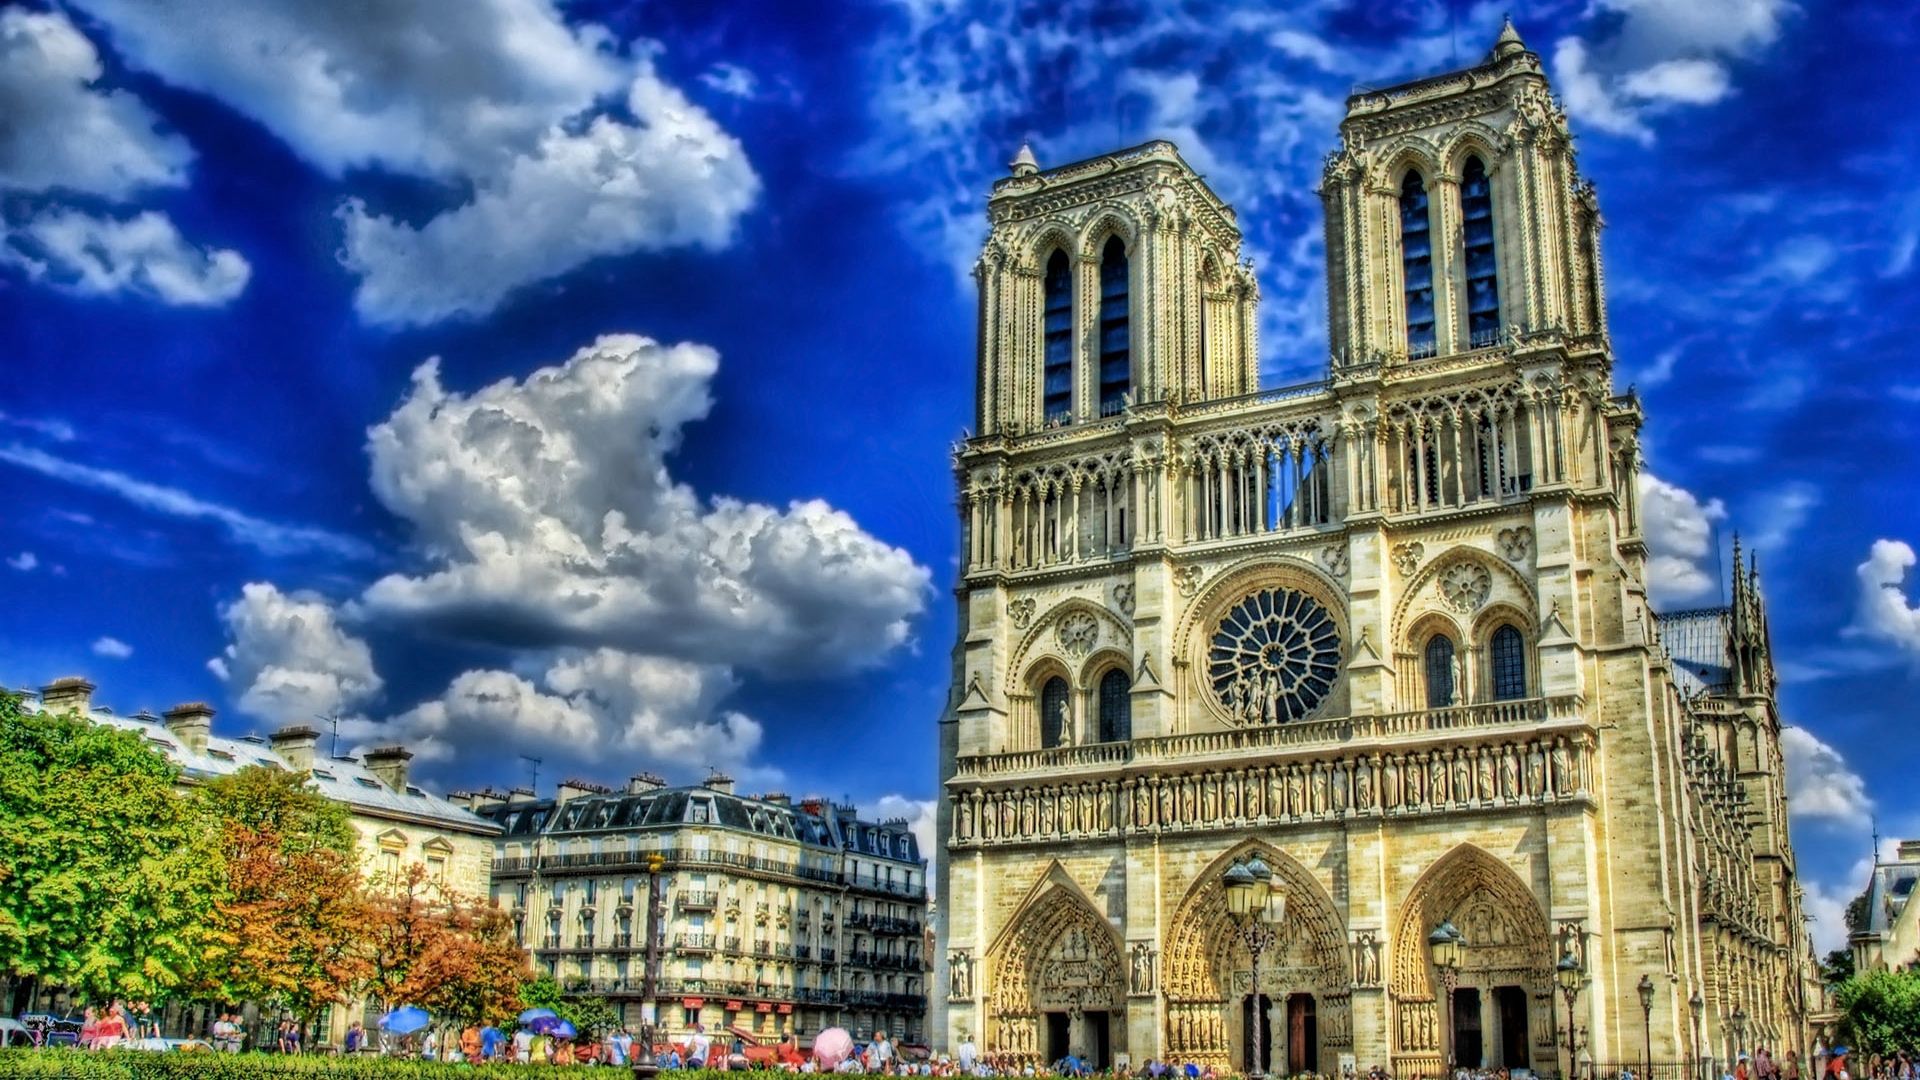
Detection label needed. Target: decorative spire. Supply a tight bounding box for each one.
[1489,14,1527,60]
[1009,141,1040,177]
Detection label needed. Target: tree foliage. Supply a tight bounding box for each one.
[1845,888,1873,935]
[0,693,226,1000]
[1822,948,1856,987]
[517,975,619,1037]
[361,863,531,1028]
[1835,969,1920,1057]
[198,766,370,1027]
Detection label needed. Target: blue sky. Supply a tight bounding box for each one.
[1,0,1915,950]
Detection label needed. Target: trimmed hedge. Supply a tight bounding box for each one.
[0,1052,753,1079]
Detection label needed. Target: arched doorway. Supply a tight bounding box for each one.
[1162,843,1352,1073]
[1390,845,1556,1078]
[986,871,1127,1069]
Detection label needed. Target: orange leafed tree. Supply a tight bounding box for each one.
[362,863,531,1029]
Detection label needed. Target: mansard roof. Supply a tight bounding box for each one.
[1657,606,1735,697]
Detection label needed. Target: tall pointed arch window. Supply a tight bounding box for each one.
[1039,676,1070,748]
[1097,668,1131,743]
[1043,250,1073,424]
[1424,634,1456,709]
[1097,237,1131,416]
[1400,171,1436,358]
[1461,156,1501,348]
[1490,624,1526,701]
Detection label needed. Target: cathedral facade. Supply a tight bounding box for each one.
[933,24,1818,1078]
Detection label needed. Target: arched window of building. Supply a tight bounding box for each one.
[1424,634,1456,709]
[1097,237,1131,416]
[1461,156,1501,348]
[1039,676,1070,748]
[1490,624,1526,701]
[1043,250,1073,424]
[1400,170,1436,358]
[1098,668,1132,743]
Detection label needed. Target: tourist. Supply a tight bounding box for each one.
[610,1027,633,1066]
[874,1031,896,1073]
[958,1033,978,1074]
[690,1022,713,1068]
[344,1020,364,1054]
[513,1025,534,1063]
[461,1024,482,1064]
[556,1037,578,1066]
[1785,1051,1802,1080]
[93,1005,127,1050]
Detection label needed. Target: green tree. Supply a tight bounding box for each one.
[1845,888,1873,935]
[198,765,369,1036]
[1822,948,1856,986]
[0,692,226,1003]
[518,975,619,1037]
[1835,969,1920,1056]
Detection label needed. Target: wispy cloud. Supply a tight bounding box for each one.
[90,636,133,659]
[0,443,371,561]
[5,551,36,571]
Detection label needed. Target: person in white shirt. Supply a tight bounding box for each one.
[512,1028,533,1064]
[957,1034,977,1074]
[873,1031,894,1072]
[689,1023,713,1068]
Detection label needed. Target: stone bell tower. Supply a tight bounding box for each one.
[969,141,1260,438]
[1320,17,1608,368]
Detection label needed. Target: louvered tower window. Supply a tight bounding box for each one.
[1097,237,1131,416]
[1490,625,1527,701]
[1043,250,1073,424]
[1401,171,1436,358]
[1425,634,1456,708]
[1098,668,1131,743]
[1462,156,1501,347]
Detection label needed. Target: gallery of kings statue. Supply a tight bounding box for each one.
[931,21,1822,1080]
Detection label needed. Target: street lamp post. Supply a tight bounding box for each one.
[1557,953,1585,1080]
[1224,856,1288,1080]
[1638,975,1656,1080]
[1429,921,1465,1074]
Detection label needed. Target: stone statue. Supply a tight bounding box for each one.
[950,951,974,998]
[1450,653,1466,706]
[1055,695,1076,747]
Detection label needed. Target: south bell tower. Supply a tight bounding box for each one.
[936,20,1810,1078]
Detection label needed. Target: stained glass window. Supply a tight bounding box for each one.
[1490,624,1526,701]
[1208,587,1341,724]
[1098,667,1131,742]
[1040,676,1070,748]
[1425,634,1456,708]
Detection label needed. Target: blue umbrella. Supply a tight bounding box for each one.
[550,1020,578,1039]
[518,1008,558,1025]
[380,1007,431,1035]
[529,1015,565,1035]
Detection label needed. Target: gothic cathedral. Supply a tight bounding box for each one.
[934,23,1819,1078]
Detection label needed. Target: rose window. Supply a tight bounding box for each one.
[1208,588,1342,725]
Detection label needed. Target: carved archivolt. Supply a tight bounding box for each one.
[1007,598,1133,695]
[986,873,1125,1060]
[1392,545,1533,642]
[1163,842,1351,1003]
[1389,844,1555,1067]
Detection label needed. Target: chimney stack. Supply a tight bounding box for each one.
[269,724,320,771]
[39,676,96,717]
[627,772,666,795]
[703,772,735,795]
[162,701,216,755]
[1898,839,1920,862]
[556,778,610,805]
[363,746,413,792]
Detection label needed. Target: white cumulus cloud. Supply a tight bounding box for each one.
[363,649,765,778]
[1780,726,1871,828]
[358,333,930,675]
[1552,0,1792,144]
[1638,472,1727,607]
[1853,539,1920,657]
[90,636,133,659]
[2,209,249,306]
[69,0,757,326]
[0,8,190,199]
[0,8,246,307]
[6,551,36,571]
[210,583,384,724]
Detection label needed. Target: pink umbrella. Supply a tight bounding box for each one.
[813,1027,854,1069]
